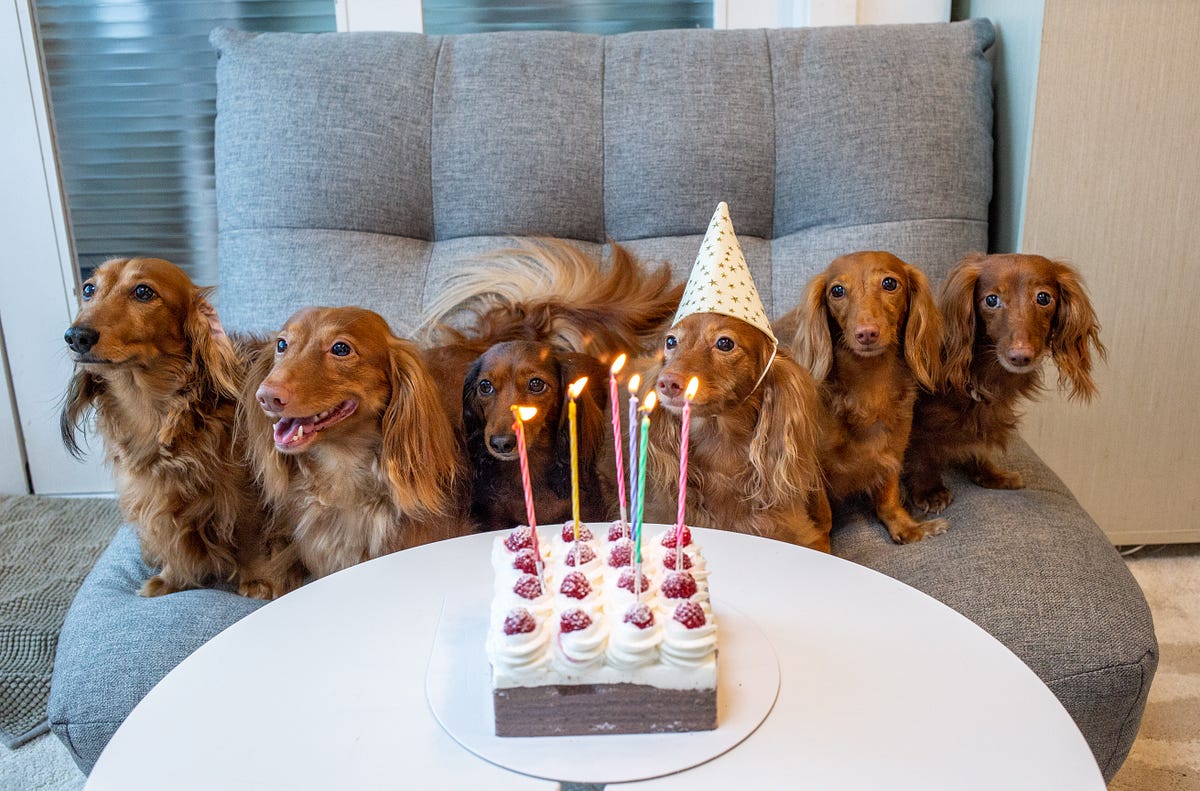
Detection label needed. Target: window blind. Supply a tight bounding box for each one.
[34,0,336,285]
[422,0,713,35]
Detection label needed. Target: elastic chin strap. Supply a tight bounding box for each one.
[747,342,778,398]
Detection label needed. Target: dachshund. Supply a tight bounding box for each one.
[60,256,290,598]
[786,250,946,544]
[905,252,1105,513]
[246,306,467,580]
[462,340,612,532]
[644,312,832,551]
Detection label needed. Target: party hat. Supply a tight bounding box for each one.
[672,202,777,344]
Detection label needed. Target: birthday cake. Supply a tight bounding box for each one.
[486,521,718,737]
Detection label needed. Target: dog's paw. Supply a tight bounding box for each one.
[139,575,176,597]
[973,468,1024,490]
[238,578,279,600]
[910,486,954,514]
[889,517,949,545]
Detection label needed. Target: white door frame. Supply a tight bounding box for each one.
[0,0,111,495]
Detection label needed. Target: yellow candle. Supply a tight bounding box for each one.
[567,377,589,542]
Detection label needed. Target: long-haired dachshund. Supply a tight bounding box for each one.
[645,313,832,551]
[786,250,947,544]
[462,340,611,531]
[61,257,288,598]
[905,252,1105,513]
[246,306,467,580]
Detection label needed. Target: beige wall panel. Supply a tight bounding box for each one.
[1021,0,1200,543]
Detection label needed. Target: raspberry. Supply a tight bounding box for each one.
[661,526,692,549]
[512,548,540,574]
[565,543,597,567]
[608,522,630,541]
[512,573,544,600]
[608,539,632,568]
[660,571,697,600]
[673,601,706,629]
[617,569,650,594]
[503,608,537,635]
[561,523,594,543]
[504,526,533,552]
[623,603,655,630]
[662,551,693,571]
[560,608,592,633]
[559,570,591,599]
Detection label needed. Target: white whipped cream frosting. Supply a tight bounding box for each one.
[487,523,717,690]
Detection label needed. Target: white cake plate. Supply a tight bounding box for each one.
[426,596,780,784]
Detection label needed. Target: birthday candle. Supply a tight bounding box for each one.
[567,378,588,553]
[609,354,628,527]
[625,373,641,541]
[633,390,656,602]
[511,405,543,582]
[675,377,699,572]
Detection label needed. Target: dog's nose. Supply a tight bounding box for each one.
[256,382,290,412]
[1006,345,1035,368]
[854,324,880,345]
[489,434,517,455]
[64,325,99,354]
[657,373,684,398]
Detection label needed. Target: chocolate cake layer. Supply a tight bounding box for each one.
[493,682,716,737]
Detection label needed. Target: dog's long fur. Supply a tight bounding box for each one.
[644,313,831,551]
[462,340,612,531]
[905,252,1105,513]
[785,250,947,544]
[60,257,289,598]
[244,307,467,579]
[419,238,684,366]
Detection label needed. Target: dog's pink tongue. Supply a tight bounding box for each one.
[274,418,308,445]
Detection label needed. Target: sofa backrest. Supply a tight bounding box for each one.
[211,20,993,335]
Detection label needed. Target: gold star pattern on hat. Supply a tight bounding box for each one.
[672,202,777,344]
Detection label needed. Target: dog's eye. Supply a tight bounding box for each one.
[275,338,288,354]
[715,336,735,352]
[984,294,1001,309]
[882,277,898,292]
[331,341,352,357]
[133,284,156,302]
[478,379,494,396]
[830,284,845,299]
[528,378,547,394]
[665,335,678,350]
[81,282,95,301]
[1036,291,1053,307]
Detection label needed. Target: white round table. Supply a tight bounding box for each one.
[85,527,1104,790]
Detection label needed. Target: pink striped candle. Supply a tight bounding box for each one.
[608,354,629,527]
[511,405,543,582]
[675,377,699,571]
[625,374,641,541]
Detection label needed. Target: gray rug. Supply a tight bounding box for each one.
[0,495,119,747]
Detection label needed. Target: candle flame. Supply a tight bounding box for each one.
[685,377,700,400]
[642,391,658,412]
[568,377,588,399]
[627,373,641,394]
[610,353,627,375]
[513,405,537,421]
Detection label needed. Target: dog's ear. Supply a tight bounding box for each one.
[937,258,983,395]
[792,273,834,381]
[1049,261,1106,403]
[747,354,823,510]
[60,369,102,459]
[381,336,461,517]
[461,357,486,445]
[186,288,242,401]
[902,263,943,392]
[550,352,608,494]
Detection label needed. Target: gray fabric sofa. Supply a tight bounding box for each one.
[49,20,1156,780]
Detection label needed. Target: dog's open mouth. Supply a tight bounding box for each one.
[273,399,358,451]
